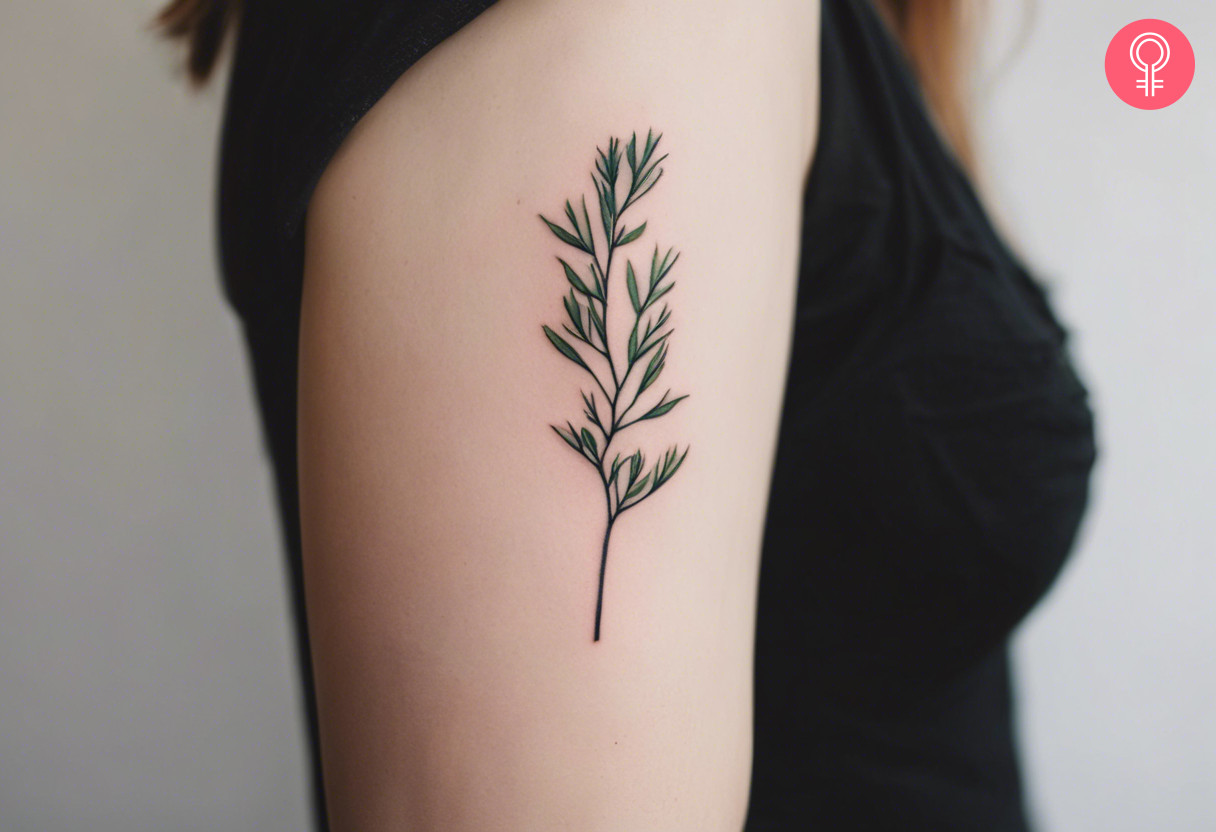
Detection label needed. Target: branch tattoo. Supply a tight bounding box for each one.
[539,130,689,642]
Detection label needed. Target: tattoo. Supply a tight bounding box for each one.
[539,129,690,642]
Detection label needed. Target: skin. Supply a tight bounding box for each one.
[297,1,820,829]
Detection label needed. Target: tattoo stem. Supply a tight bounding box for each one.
[597,221,621,390]
[593,517,614,641]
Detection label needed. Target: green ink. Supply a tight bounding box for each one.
[539,130,690,641]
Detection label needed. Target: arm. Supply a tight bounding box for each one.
[297,1,820,829]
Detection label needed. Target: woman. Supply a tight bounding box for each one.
[161,0,1097,829]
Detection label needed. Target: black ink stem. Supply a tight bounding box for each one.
[600,225,621,390]
[593,517,614,641]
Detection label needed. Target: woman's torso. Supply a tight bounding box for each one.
[747,4,1097,828]
[217,1,1098,829]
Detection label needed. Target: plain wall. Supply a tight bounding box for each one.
[978,3,1216,830]
[1,1,1211,830]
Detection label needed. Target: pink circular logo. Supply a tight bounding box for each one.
[1106,20,1195,109]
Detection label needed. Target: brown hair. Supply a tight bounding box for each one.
[155,0,240,86]
[874,0,979,172]
[156,0,977,167]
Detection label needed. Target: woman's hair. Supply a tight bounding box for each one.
[875,0,978,172]
[155,0,239,85]
[156,0,976,167]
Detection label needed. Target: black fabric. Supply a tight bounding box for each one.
[216,1,1098,829]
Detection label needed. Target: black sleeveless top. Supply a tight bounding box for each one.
[217,1,1099,829]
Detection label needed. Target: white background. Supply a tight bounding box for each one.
[978,3,1215,830]
[1,1,1212,829]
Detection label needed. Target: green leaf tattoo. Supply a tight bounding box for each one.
[538,129,690,642]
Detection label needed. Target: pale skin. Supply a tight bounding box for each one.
[297,1,821,829]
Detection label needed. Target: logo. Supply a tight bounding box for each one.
[1106,20,1195,109]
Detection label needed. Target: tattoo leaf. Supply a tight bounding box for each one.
[616,222,647,246]
[540,215,589,252]
[608,453,624,485]
[542,324,589,370]
[586,301,607,344]
[637,391,687,422]
[596,180,614,242]
[563,200,588,248]
[559,258,598,300]
[646,281,675,310]
[655,445,689,487]
[638,343,667,394]
[626,262,641,313]
[552,424,581,451]
[580,428,599,458]
[623,472,652,501]
[563,291,585,337]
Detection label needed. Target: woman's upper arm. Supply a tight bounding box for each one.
[297,1,819,829]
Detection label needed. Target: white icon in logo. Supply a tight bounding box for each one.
[1130,32,1170,97]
